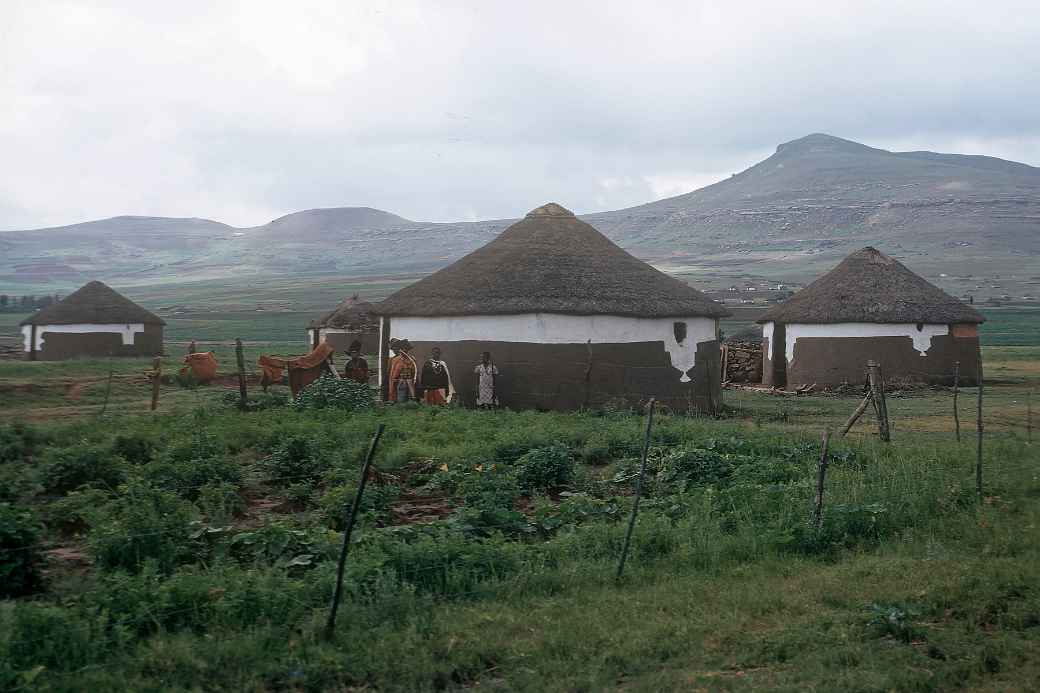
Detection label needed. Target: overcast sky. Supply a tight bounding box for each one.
[3,0,1040,230]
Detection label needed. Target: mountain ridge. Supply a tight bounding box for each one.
[2,134,1038,300]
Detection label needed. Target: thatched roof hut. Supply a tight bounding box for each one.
[758,247,984,325]
[758,247,984,388]
[376,203,729,412]
[20,281,164,360]
[21,281,164,327]
[377,203,728,319]
[307,294,379,353]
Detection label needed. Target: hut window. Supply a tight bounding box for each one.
[673,321,687,344]
[916,323,924,332]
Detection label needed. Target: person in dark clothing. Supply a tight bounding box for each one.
[419,346,452,405]
[343,340,369,384]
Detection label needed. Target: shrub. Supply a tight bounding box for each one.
[39,444,127,494]
[0,422,45,465]
[111,433,155,465]
[87,479,198,574]
[0,503,43,597]
[514,445,575,492]
[319,482,400,530]
[229,521,333,570]
[290,375,374,412]
[144,432,240,500]
[258,436,323,486]
[196,481,244,525]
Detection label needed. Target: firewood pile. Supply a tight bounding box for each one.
[721,341,762,383]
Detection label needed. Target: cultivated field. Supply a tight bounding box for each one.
[1,310,1038,691]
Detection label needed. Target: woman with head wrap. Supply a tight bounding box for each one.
[343,340,369,384]
[387,338,417,402]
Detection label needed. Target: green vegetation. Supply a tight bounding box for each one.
[0,383,1037,691]
[0,304,1037,690]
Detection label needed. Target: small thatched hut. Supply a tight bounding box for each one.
[20,281,165,360]
[375,202,730,412]
[757,247,985,388]
[307,295,379,354]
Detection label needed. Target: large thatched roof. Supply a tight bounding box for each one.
[758,247,985,325]
[309,295,378,329]
[376,203,729,318]
[20,281,165,326]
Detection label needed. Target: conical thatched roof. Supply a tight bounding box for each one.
[376,203,729,318]
[757,247,985,325]
[20,281,165,326]
[309,295,377,329]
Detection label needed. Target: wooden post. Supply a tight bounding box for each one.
[150,356,162,411]
[867,360,890,442]
[616,398,655,581]
[839,392,873,438]
[811,430,831,530]
[721,343,730,382]
[325,424,386,640]
[235,338,248,409]
[28,324,37,361]
[952,361,961,442]
[976,351,984,498]
[98,364,114,419]
[1027,389,1033,446]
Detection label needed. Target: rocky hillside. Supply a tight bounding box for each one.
[2,134,1038,299]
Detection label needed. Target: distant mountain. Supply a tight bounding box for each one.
[2,134,1038,299]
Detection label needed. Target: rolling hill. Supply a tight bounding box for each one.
[2,134,1038,302]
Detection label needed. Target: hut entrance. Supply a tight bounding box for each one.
[772,323,787,387]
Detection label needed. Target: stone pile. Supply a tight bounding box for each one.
[722,342,762,383]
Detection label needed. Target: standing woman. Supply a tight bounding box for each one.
[420,346,453,405]
[474,351,499,409]
[343,340,369,384]
[387,338,417,402]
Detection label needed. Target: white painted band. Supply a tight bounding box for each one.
[390,313,718,383]
[763,321,950,363]
[22,323,146,352]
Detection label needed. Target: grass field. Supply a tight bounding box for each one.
[1,306,1038,691]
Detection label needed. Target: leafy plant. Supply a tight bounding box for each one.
[39,444,127,494]
[87,479,199,574]
[0,502,44,597]
[514,445,574,492]
[290,375,374,412]
[867,601,923,643]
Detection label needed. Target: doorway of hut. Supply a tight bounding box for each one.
[772,323,787,388]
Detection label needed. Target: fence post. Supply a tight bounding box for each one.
[1027,389,1033,446]
[97,363,114,419]
[616,398,656,581]
[235,338,248,409]
[839,392,873,438]
[325,423,386,640]
[811,430,831,530]
[976,352,984,498]
[867,360,891,442]
[952,361,961,442]
[150,356,162,411]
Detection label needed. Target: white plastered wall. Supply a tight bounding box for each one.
[390,313,718,383]
[22,323,145,352]
[763,321,950,363]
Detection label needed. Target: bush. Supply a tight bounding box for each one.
[87,480,199,574]
[0,503,43,597]
[259,436,323,486]
[196,481,244,525]
[39,444,127,494]
[514,445,575,492]
[319,482,400,530]
[290,375,374,412]
[144,432,240,500]
[0,422,45,465]
[111,433,155,465]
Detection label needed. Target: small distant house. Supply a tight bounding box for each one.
[20,281,165,360]
[307,295,379,354]
[757,247,985,388]
[375,203,731,412]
